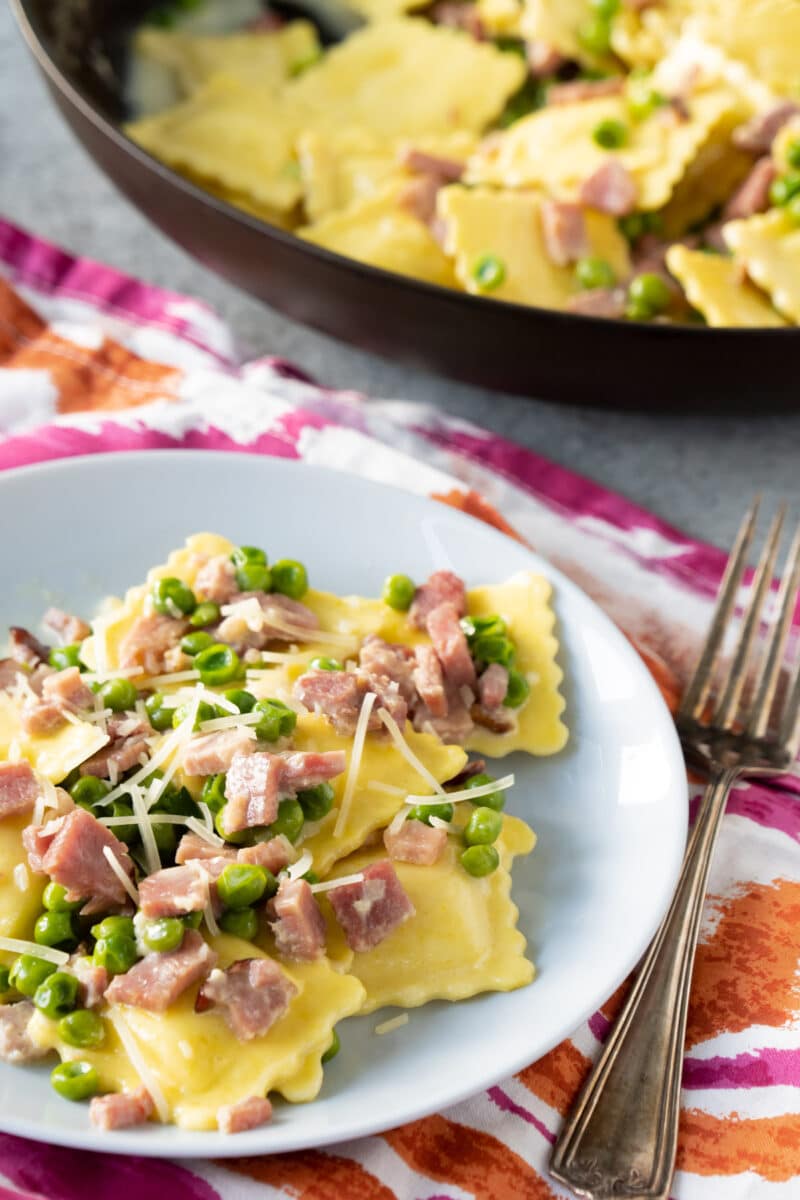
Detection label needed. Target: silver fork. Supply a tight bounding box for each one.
[550,498,800,1200]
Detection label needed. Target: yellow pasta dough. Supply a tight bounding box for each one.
[0,813,45,941]
[666,245,787,327]
[724,208,800,324]
[0,693,108,784]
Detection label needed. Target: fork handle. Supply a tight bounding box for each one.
[549,766,739,1200]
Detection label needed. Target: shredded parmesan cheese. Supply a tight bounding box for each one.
[374,1012,409,1036]
[220,596,266,631]
[285,849,313,881]
[185,816,224,846]
[12,863,28,892]
[367,780,405,796]
[309,872,365,894]
[102,846,139,904]
[256,649,313,664]
[334,692,377,838]
[82,706,114,725]
[406,773,515,806]
[81,667,144,684]
[99,812,185,827]
[428,815,457,833]
[108,1010,170,1123]
[99,690,201,807]
[140,669,201,687]
[131,787,161,876]
[387,805,412,836]
[0,937,69,966]
[264,612,355,647]
[198,712,261,733]
[204,901,220,937]
[377,707,446,795]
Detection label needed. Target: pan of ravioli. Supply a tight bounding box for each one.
[0,533,566,1136]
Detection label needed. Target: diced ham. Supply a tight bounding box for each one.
[733,102,800,155]
[359,637,417,702]
[70,955,109,1009]
[548,77,625,105]
[106,713,153,741]
[216,592,319,652]
[90,1087,154,1131]
[105,929,216,1012]
[118,613,189,676]
[327,860,415,952]
[0,762,40,819]
[182,728,255,777]
[237,835,294,874]
[426,603,476,690]
[268,879,327,961]
[0,1001,49,1063]
[223,752,283,833]
[722,157,777,221]
[566,287,627,318]
[413,679,474,744]
[294,669,368,736]
[412,645,447,718]
[24,807,135,912]
[541,201,589,266]
[400,147,465,183]
[527,40,566,78]
[578,160,638,216]
[430,0,484,37]
[196,958,297,1040]
[471,701,516,733]
[79,735,150,779]
[43,608,91,645]
[398,175,443,225]
[409,570,466,630]
[0,659,26,693]
[384,818,447,866]
[194,555,238,605]
[280,750,347,792]
[21,698,66,736]
[8,627,50,669]
[218,1095,273,1135]
[138,862,210,919]
[478,662,509,709]
[356,670,408,729]
[176,832,237,866]
[42,667,94,711]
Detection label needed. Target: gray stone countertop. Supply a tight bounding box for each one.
[1,4,798,552]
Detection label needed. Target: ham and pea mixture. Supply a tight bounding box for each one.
[126,0,800,326]
[0,534,566,1134]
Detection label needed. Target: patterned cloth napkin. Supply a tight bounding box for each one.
[1,215,798,1200]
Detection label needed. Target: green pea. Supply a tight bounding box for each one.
[152,821,177,856]
[626,78,665,121]
[231,545,267,569]
[472,254,506,292]
[194,643,242,687]
[201,773,227,814]
[151,780,197,818]
[48,643,84,672]
[172,699,218,730]
[297,782,335,821]
[93,934,138,976]
[321,1028,340,1064]
[303,869,320,885]
[43,882,84,913]
[461,844,500,877]
[145,692,174,732]
[189,601,221,628]
[58,1008,106,1049]
[0,965,11,997]
[97,677,138,713]
[382,574,416,611]
[407,801,454,825]
[91,915,135,941]
[787,194,800,226]
[461,614,507,641]
[33,971,78,1019]
[267,798,305,844]
[214,805,250,845]
[786,139,800,170]
[141,917,185,954]
[464,772,506,812]
[51,1060,99,1102]
[271,559,309,599]
[34,911,76,949]
[180,630,215,657]
[219,908,259,940]
[253,698,297,742]
[69,775,111,808]
[504,667,531,709]
[770,172,800,207]
[235,562,272,593]
[107,800,138,844]
[578,14,612,55]
[223,689,256,713]
[472,634,515,668]
[592,117,628,149]
[309,656,343,672]
[463,806,503,846]
[626,272,671,319]
[152,576,196,617]
[218,863,270,909]
[589,0,619,16]
[575,256,616,291]
[9,954,56,997]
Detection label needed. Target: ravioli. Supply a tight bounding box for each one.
[659,115,752,238]
[724,208,800,324]
[691,0,800,97]
[0,813,45,941]
[323,815,535,1012]
[520,0,607,64]
[0,693,108,784]
[666,245,787,327]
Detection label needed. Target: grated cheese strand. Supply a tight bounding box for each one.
[140,669,201,687]
[198,712,261,733]
[377,707,446,796]
[405,773,515,806]
[309,872,366,894]
[100,813,186,827]
[185,815,224,847]
[12,863,28,892]
[263,612,356,648]
[108,1011,170,1123]
[98,689,201,808]
[0,937,69,966]
[387,805,412,836]
[102,846,139,904]
[81,667,144,684]
[131,786,161,876]
[333,692,377,838]
[367,780,405,796]
[204,901,220,938]
[285,849,313,881]
[374,1012,409,1036]
[428,815,457,833]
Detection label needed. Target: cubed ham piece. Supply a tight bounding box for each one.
[566,287,627,319]
[105,930,217,1012]
[413,679,474,744]
[398,175,443,225]
[733,102,800,154]
[182,728,255,777]
[548,78,625,105]
[196,958,297,1040]
[295,669,368,736]
[218,1095,273,1135]
[176,832,237,866]
[384,818,447,866]
[540,201,589,266]
[70,956,109,1009]
[0,1001,49,1063]
[251,593,320,640]
[409,570,466,629]
[478,663,509,709]
[24,807,135,912]
[327,860,415,952]
[0,659,26,692]
[0,761,40,819]
[359,637,417,702]
[90,1087,154,1131]
[400,147,465,183]
[268,879,327,961]
[578,160,638,216]
[527,40,565,77]
[412,645,447,718]
[430,0,484,37]
[722,158,777,221]
[9,627,50,669]
[237,834,294,874]
[471,701,516,733]
[20,698,66,736]
[118,612,189,675]
[223,752,284,833]
[43,608,91,645]
[138,862,210,918]
[426,603,476,690]
[79,734,150,779]
[194,555,238,605]
[280,750,347,792]
[42,666,94,711]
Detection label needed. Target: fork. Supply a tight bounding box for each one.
[550,498,800,1200]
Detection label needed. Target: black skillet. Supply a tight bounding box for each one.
[9,0,799,407]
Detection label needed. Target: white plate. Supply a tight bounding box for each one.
[0,451,687,1157]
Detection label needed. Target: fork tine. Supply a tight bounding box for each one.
[747,519,800,738]
[678,497,760,722]
[779,665,800,760]
[714,505,786,729]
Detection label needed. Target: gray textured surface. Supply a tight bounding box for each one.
[1,4,798,551]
